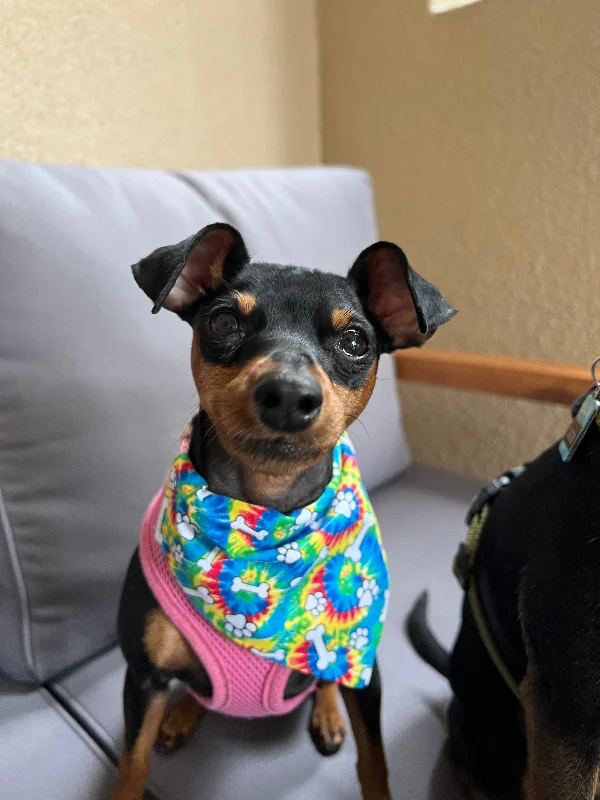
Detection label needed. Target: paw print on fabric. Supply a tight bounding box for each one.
[356,578,379,608]
[172,542,184,565]
[332,461,340,477]
[295,507,316,527]
[196,484,212,502]
[168,469,177,490]
[305,591,327,617]
[360,666,373,685]
[176,512,198,541]
[224,613,257,638]
[294,508,321,531]
[332,490,357,519]
[349,627,369,650]
[154,525,164,546]
[277,541,302,564]
[380,588,390,623]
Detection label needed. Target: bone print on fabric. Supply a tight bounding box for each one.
[151,433,389,689]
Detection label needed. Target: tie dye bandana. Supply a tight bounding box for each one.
[154,433,389,688]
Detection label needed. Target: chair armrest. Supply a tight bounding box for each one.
[394,349,591,405]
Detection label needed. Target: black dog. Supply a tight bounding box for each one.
[112,222,455,800]
[407,389,600,800]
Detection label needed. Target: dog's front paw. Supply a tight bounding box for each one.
[154,695,204,755]
[309,687,346,757]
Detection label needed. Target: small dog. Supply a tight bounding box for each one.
[112,222,455,800]
[407,388,600,800]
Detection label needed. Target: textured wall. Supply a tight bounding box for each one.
[319,0,600,479]
[0,0,320,169]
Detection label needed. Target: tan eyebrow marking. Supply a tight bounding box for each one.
[331,309,354,331]
[234,293,256,314]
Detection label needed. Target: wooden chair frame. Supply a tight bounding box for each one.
[394,349,591,405]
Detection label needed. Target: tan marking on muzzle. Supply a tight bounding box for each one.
[192,330,378,472]
[191,331,279,452]
[309,361,378,446]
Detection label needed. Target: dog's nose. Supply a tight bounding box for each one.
[253,371,323,433]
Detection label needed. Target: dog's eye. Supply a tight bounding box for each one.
[210,311,240,336]
[338,330,368,357]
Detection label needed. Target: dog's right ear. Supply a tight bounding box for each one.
[132,223,249,319]
[348,241,456,352]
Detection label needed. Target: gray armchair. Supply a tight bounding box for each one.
[0,158,473,799]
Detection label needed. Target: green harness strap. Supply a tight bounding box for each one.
[457,504,521,701]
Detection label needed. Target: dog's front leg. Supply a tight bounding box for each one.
[521,669,599,800]
[111,667,169,800]
[341,659,391,800]
[114,601,204,799]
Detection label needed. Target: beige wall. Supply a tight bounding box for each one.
[1,0,320,169]
[4,0,599,479]
[319,0,600,479]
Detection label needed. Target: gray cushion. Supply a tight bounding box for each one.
[0,685,117,800]
[0,158,409,684]
[0,161,201,684]
[53,466,476,800]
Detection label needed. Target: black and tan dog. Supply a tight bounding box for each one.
[407,388,600,800]
[112,222,455,800]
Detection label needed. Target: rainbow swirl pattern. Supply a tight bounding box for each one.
[156,433,389,688]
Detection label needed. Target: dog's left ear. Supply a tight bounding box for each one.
[132,223,250,320]
[348,241,457,352]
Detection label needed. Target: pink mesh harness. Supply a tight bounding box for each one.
[140,490,316,718]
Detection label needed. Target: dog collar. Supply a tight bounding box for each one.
[154,433,389,689]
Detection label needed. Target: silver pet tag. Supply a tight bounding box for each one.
[559,357,600,462]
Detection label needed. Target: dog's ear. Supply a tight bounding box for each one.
[132,223,249,319]
[348,241,456,352]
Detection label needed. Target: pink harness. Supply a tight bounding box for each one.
[140,491,316,718]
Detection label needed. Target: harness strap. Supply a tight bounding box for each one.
[455,504,521,702]
[468,583,520,700]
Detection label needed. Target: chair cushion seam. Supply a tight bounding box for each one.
[0,482,38,680]
[41,687,117,773]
